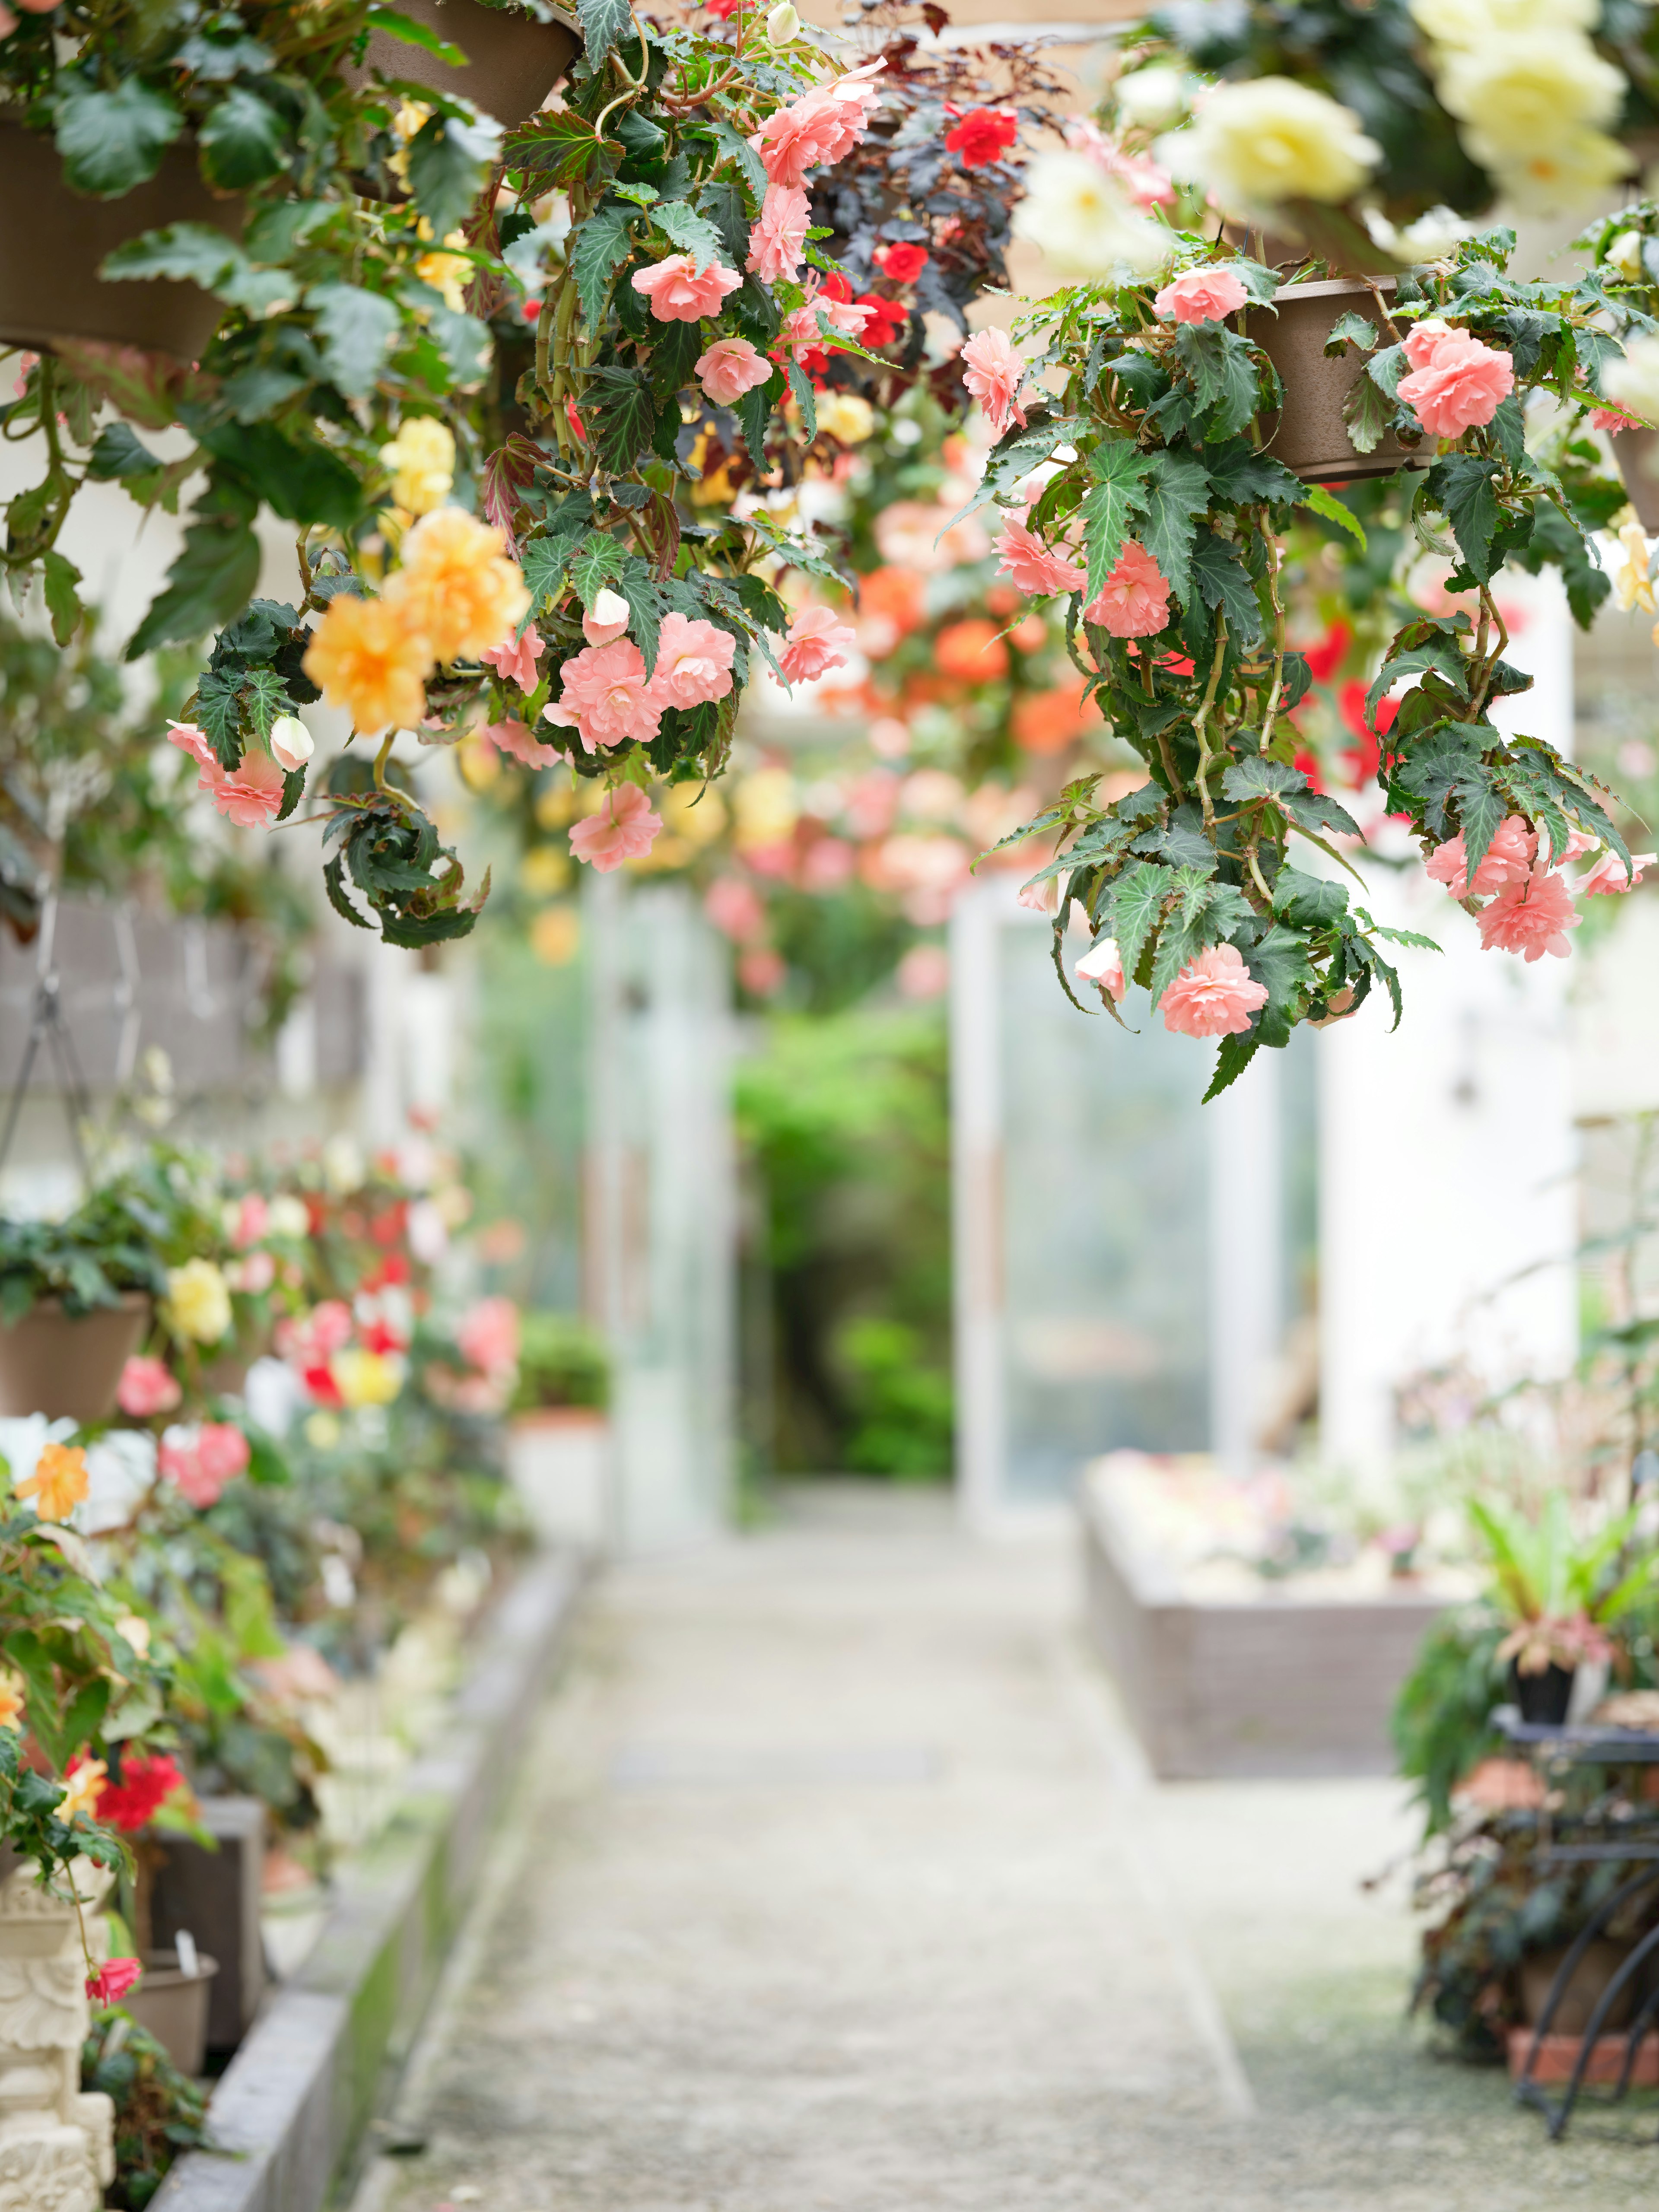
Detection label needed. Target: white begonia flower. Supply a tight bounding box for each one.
[1410,0,1596,42]
[1602,333,1659,428]
[269,715,314,773]
[766,1,799,40]
[267,1193,309,1239]
[1115,65,1188,130]
[1157,78,1379,214]
[1489,130,1635,216]
[1011,151,1169,279]
[1395,207,1474,260]
[1608,228,1648,280]
[1438,34,1624,156]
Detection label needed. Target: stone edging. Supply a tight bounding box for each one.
[154,1549,582,2212]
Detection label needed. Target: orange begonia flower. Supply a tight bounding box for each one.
[18,1441,89,1522]
[302,591,434,734]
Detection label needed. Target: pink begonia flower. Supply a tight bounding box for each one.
[160,1421,250,1510]
[1154,265,1250,325]
[1017,873,1064,917]
[782,284,871,358]
[705,876,768,942]
[480,622,542,692]
[1424,814,1535,897]
[166,719,216,770]
[229,1250,276,1294]
[750,61,884,188]
[649,613,736,708]
[542,641,663,752]
[87,1960,144,2009]
[746,184,810,283]
[696,336,772,406]
[1076,936,1127,1002]
[1084,540,1172,637]
[632,254,742,323]
[583,588,630,648]
[1592,406,1644,434]
[280,1299,354,1364]
[1581,848,1657,894]
[457,1295,519,1375]
[1401,318,1456,370]
[117,1356,181,1419]
[1159,944,1269,1038]
[1397,328,1515,439]
[569,784,663,872]
[230,1193,268,1247]
[1477,864,1581,960]
[779,604,857,683]
[1063,118,1175,207]
[994,510,1086,597]
[960,327,1027,436]
[200,748,287,828]
[477,717,564,767]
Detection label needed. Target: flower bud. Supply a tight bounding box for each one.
[269,715,314,773]
[582,588,631,647]
[766,1,799,40]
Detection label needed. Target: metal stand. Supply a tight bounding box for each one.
[0,893,94,1180]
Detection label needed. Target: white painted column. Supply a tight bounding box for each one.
[950,877,1007,1532]
[1207,1049,1284,1481]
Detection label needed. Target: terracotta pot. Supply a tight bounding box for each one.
[0,1292,148,1421]
[1616,426,1659,531]
[126,1949,220,2075]
[344,0,580,128]
[1509,2025,1659,2085]
[1520,1940,1636,2037]
[1243,277,1420,484]
[0,117,243,360]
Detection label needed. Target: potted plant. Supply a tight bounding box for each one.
[1468,1493,1654,1725]
[504,1311,611,1545]
[343,0,581,130]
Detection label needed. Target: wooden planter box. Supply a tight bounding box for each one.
[1081,1459,1450,1779]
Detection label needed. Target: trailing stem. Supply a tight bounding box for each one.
[1189,613,1228,831]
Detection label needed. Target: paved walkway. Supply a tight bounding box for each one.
[360,1487,1656,2212]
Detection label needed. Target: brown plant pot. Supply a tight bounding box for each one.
[125,1949,220,2075]
[1616,425,1659,531]
[0,1291,149,1422]
[344,0,580,129]
[0,117,243,361]
[1243,277,1420,485]
[1509,2026,1659,2085]
[1520,1940,1637,2037]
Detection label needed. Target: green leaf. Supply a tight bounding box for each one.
[1364,628,1470,722]
[655,199,728,269]
[127,509,261,661]
[568,533,628,608]
[734,376,776,470]
[1174,323,1260,440]
[365,2,466,60]
[1138,450,1210,604]
[1271,864,1348,926]
[55,77,182,196]
[1189,530,1262,647]
[199,85,288,189]
[426,305,491,386]
[1395,726,1504,872]
[1243,921,1314,1048]
[698,176,750,270]
[1081,441,1154,605]
[1147,868,1226,1007]
[1340,371,1391,455]
[1204,1029,1262,1100]
[519,536,568,612]
[194,667,244,763]
[308,283,401,398]
[787,362,817,443]
[706,117,768,199]
[505,108,605,187]
[940,413,1089,534]
[577,0,633,61]
[1300,482,1367,549]
[1427,455,1503,586]
[199,423,362,530]
[572,200,636,327]
[407,112,493,241]
[41,552,84,646]
[100,221,241,294]
[584,364,655,470]
[1202,443,1302,508]
[1325,310,1379,356]
[1107,859,1171,985]
[86,423,161,482]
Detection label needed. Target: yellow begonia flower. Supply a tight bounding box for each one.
[396,507,530,665]
[303,590,435,734]
[1614,518,1656,615]
[816,392,876,446]
[162,1258,233,1345]
[0,1672,25,1732]
[379,417,455,518]
[18,1441,90,1522]
[416,228,473,316]
[332,1349,404,1408]
[58,1759,107,1822]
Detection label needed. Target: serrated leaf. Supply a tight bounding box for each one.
[568,533,628,608]
[519,536,568,612]
[1081,440,1154,605]
[55,77,182,196]
[1300,482,1367,549]
[577,0,633,61]
[505,109,605,188]
[1175,322,1260,440]
[1103,858,1170,985]
[1202,442,1302,508]
[1271,864,1347,927]
[41,551,84,646]
[1204,1029,1262,1100]
[407,112,495,241]
[1222,756,1309,804]
[1139,449,1209,604]
[308,283,401,398]
[127,511,261,661]
[1427,454,1503,585]
[655,199,728,269]
[707,117,768,199]
[1325,310,1379,356]
[199,84,288,189]
[86,422,162,482]
[1394,726,1503,873]
[734,375,777,470]
[572,200,636,327]
[1189,530,1262,647]
[584,364,655,469]
[1364,626,1470,721]
[787,361,817,442]
[699,176,750,270]
[1281,786,1363,839]
[1341,371,1391,455]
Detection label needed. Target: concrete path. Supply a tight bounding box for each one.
[360,1487,1658,2212]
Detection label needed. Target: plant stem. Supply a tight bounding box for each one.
[1190,613,1228,830]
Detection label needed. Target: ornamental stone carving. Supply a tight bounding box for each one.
[0,1859,114,2212]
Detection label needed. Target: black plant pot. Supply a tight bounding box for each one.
[1512,1660,1576,1727]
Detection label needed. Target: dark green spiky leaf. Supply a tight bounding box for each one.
[1325,310,1379,355]
[1365,623,1471,721]
[55,77,182,195]
[1341,369,1391,455]
[584,364,655,469]
[1106,859,1170,984]
[1175,322,1259,439]
[698,175,751,269]
[941,413,1090,532]
[200,423,362,530]
[1189,530,1262,647]
[1202,442,1302,507]
[1081,440,1154,605]
[520,536,569,612]
[1271,864,1348,926]
[194,668,244,765]
[572,200,636,325]
[86,422,163,481]
[567,533,628,608]
[127,509,261,660]
[308,283,401,398]
[1243,921,1315,1048]
[786,361,817,443]
[1394,725,1504,873]
[41,552,84,646]
[734,372,779,470]
[577,0,632,62]
[655,198,726,268]
[1204,1028,1262,1100]
[706,117,768,197]
[1427,454,1503,585]
[199,85,288,189]
[1139,449,1209,603]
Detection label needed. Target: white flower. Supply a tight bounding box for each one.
[766,1,799,39]
[1607,228,1648,280]
[1439,34,1624,156]
[1158,78,1378,214]
[267,1194,309,1239]
[269,715,313,773]
[1115,65,1188,130]
[1410,0,1597,42]
[1602,333,1659,428]
[1489,130,1634,215]
[1011,151,1169,279]
[1367,205,1472,261]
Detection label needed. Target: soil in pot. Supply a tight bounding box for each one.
[125,1950,220,2076]
[1513,1659,1576,1726]
[1242,277,1421,484]
[1520,1939,1637,2037]
[0,118,242,359]
[344,0,580,130]
[1616,425,1659,531]
[0,1292,148,1421]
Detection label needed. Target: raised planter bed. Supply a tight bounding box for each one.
[153,1548,580,2212]
[1081,1455,1459,1779]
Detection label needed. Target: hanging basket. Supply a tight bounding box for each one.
[0,118,243,361]
[1616,425,1659,531]
[1243,276,1419,485]
[344,0,581,129]
[0,1292,149,1422]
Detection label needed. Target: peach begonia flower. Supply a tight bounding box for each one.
[476,718,564,768]
[1592,406,1644,434]
[1580,848,1657,894]
[569,784,663,872]
[117,1355,182,1418]
[480,622,542,693]
[779,603,857,683]
[1017,871,1065,916]
[397,507,530,664]
[583,588,630,648]
[166,719,216,769]
[746,184,810,283]
[58,1757,107,1822]
[1476,864,1581,961]
[303,590,433,733]
[18,1441,89,1522]
[650,613,736,708]
[1158,943,1269,1038]
[960,327,1027,436]
[1424,814,1536,897]
[1401,317,1455,370]
[542,641,663,751]
[0,1673,22,1732]
[696,336,772,406]
[201,747,287,828]
[995,510,1087,597]
[750,60,884,188]
[705,877,768,942]
[1154,265,1250,325]
[1076,936,1128,1002]
[631,254,743,323]
[1397,327,1514,438]
[1085,540,1172,637]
